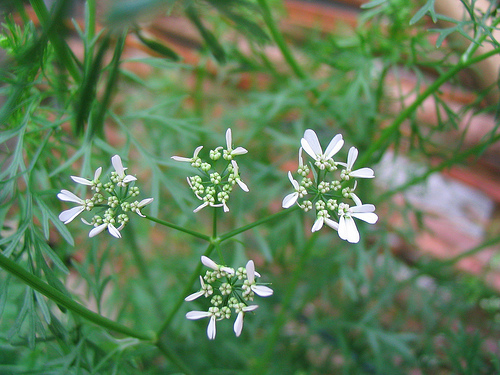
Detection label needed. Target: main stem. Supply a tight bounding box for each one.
[0,252,154,341]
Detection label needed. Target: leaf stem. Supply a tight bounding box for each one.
[0,252,154,341]
[144,214,211,241]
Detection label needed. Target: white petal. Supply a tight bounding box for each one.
[107,224,122,238]
[207,315,217,340]
[171,156,192,162]
[344,216,360,243]
[138,198,154,207]
[231,146,248,155]
[201,256,219,271]
[338,216,348,241]
[193,201,209,213]
[184,291,204,302]
[351,193,362,206]
[242,305,259,312]
[347,147,358,170]
[111,155,125,176]
[324,217,339,231]
[123,175,137,183]
[287,171,299,190]
[298,147,304,167]
[193,145,203,158]
[89,223,107,238]
[59,206,85,224]
[226,128,232,149]
[324,134,344,159]
[352,212,378,224]
[186,311,211,320]
[301,129,322,157]
[81,218,92,226]
[246,260,255,283]
[221,266,235,275]
[311,217,324,232]
[282,192,298,209]
[234,312,244,337]
[350,168,375,178]
[94,167,102,181]
[251,285,273,297]
[351,204,376,213]
[223,202,229,212]
[57,190,83,204]
[236,179,249,192]
[70,176,92,185]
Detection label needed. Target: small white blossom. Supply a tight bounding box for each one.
[230,160,249,192]
[130,198,154,217]
[282,171,301,208]
[245,260,273,297]
[185,276,213,301]
[186,307,219,340]
[57,190,93,224]
[338,203,378,243]
[339,147,375,180]
[71,167,103,191]
[201,256,235,276]
[223,128,248,160]
[171,146,203,167]
[234,304,258,337]
[111,155,137,186]
[301,129,343,170]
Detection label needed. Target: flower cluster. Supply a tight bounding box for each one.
[57,155,153,238]
[172,128,249,213]
[282,129,378,243]
[185,256,273,340]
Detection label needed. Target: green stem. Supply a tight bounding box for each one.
[251,234,318,374]
[256,0,306,80]
[0,252,154,341]
[144,214,211,241]
[358,47,500,166]
[156,243,216,337]
[219,206,299,243]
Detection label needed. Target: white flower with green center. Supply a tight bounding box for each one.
[201,256,235,277]
[71,167,103,192]
[230,160,249,192]
[245,260,273,297]
[234,304,258,337]
[129,198,154,217]
[282,171,305,208]
[185,276,213,301]
[339,147,375,180]
[223,128,248,160]
[186,306,220,340]
[301,129,344,170]
[337,203,378,243]
[171,145,203,167]
[111,155,137,187]
[57,190,94,224]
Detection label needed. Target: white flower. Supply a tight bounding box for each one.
[111,155,137,186]
[230,160,249,192]
[234,304,258,337]
[171,146,203,166]
[338,203,378,243]
[300,129,344,169]
[245,260,273,297]
[130,198,154,217]
[81,217,122,239]
[185,276,212,301]
[282,171,300,208]
[311,215,339,233]
[201,256,235,275]
[57,190,93,224]
[186,306,219,340]
[223,128,248,160]
[70,167,102,191]
[340,147,375,179]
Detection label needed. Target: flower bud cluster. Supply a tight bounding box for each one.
[185,256,273,340]
[172,129,249,213]
[57,155,153,239]
[282,129,378,243]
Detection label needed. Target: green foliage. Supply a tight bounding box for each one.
[1,0,500,373]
